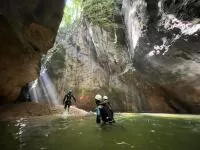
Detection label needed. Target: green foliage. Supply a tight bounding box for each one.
[82,0,118,29]
[63,0,118,29]
[64,5,72,24]
[63,0,82,25]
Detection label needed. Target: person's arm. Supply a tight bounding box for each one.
[96,107,101,124]
[108,102,113,110]
[72,95,76,103]
[63,95,67,104]
[96,107,101,116]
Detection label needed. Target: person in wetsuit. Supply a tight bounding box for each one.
[95,94,115,124]
[102,95,115,123]
[95,94,102,124]
[63,89,76,112]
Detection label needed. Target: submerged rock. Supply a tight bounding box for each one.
[0,102,87,120]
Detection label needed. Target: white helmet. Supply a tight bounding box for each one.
[95,94,102,101]
[103,96,108,100]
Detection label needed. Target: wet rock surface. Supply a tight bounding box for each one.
[124,0,200,113]
[1,0,200,114]
[39,0,200,113]
[0,102,87,121]
[0,0,65,103]
[39,19,175,113]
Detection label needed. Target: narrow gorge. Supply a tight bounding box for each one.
[0,1,200,150]
[1,0,200,114]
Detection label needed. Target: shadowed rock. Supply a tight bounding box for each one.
[0,0,65,103]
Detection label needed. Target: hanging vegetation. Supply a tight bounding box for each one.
[82,0,118,29]
[63,0,82,25]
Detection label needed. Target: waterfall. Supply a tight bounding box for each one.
[122,0,147,57]
[29,66,60,105]
[29,79,39,103]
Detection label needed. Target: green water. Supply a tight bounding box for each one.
[0,113,200,150]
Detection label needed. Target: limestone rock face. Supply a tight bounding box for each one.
[0,0,65,103]
[123,0,200,113]
[33,0,200,113]
[40,20,174,113]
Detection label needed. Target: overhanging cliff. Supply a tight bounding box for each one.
[0,0,65,103]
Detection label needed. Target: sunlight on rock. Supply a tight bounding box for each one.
[29,66,59,105]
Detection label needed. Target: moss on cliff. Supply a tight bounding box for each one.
[82,0,118,29]
[63,0,82,25]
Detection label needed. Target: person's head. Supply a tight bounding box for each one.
[95,94,102,105]
[102,95,108,104]
[68,89,72,93]
[103,96,108,100]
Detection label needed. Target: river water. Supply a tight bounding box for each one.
[0,113,200,150]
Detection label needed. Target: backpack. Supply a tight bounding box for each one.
[100,103,114,122]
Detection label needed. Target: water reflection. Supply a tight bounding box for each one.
[0,114,200,150]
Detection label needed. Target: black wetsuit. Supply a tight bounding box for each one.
[63,92,76,111]
[102,102,115,123]
[96,100,115,124]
